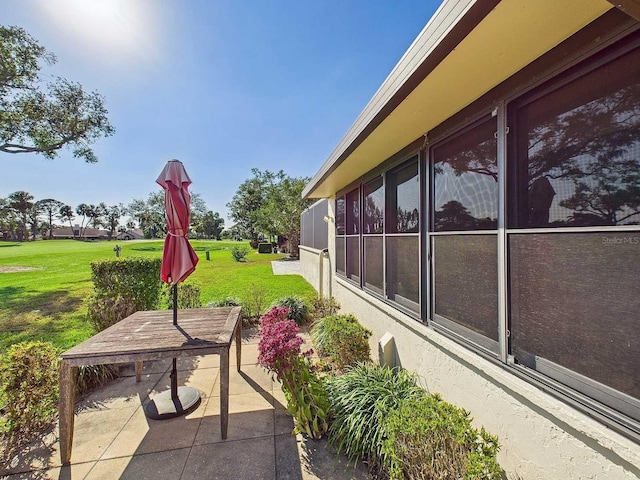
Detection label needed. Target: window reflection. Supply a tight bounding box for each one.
[513,47,640,227]
[363,177,384,234]
[387,157,420,233]
[346,189,359,234]
[335,196,345,235]
[433,117,498,231]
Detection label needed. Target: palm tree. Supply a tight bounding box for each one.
[8,190,34,241]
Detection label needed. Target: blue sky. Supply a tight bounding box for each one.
[2,0,441,223]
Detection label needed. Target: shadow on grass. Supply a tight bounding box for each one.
[0,287,83,316]
[0,242,21,247]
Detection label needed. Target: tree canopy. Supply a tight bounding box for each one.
[227,169,311,256]
[0,26,114,163]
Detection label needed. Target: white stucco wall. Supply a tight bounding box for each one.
[299,246,331,298]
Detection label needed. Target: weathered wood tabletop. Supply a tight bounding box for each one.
[58,306,242,464]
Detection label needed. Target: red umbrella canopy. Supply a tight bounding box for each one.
[156,159,199,284]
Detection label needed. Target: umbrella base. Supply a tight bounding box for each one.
[144,386,201,420]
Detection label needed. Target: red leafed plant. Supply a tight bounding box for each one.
[258,306,328,438]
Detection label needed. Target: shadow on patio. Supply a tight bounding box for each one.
[1,332,368,480]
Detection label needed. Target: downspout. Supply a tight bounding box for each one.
[318,248,330,298]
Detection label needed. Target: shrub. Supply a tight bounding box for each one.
[381,394,501,480]
[231,245,250,262]
[0,341,60,440]
[325,364,425,465]
[244,283,267,321]
[206,296,242,308]
[311,296,340,319]
[89,257,162,311]
[272,296,310,326]
[311,314,371,370]
[75,365,119,396]
[258,306,329,439]
[161,282,202,309]
[88,295,137,332]
[88,257,162,331]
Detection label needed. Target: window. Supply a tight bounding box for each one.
[510,46,640,228]
[363,177,384,293]
[335,196,346,274]
[430,116,499,353]
[386,157,420,312]
[508,44,640,423]
[345,189,360,282]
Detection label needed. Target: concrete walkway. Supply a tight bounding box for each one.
[1,331,368,480]
[271,259,301,275]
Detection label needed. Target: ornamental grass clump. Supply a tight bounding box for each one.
[325,363,425,466]
[257,306,329,438]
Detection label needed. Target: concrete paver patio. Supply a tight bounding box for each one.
[1,331,368,480]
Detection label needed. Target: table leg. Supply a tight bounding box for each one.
[135,361,143,383]
[236,319,242,372]
[59,361,77,464]
[220,348,229,439]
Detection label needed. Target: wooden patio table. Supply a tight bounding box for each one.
[58,306,242,464]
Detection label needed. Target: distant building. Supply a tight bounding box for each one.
[116,229,144,240]
[52,225,109,240]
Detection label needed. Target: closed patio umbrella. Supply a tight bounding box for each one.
[144,159,200,420]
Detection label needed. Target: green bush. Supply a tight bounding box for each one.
[88,257,163,331]
[75,365,119,396]
[311,296,340,319]
[161,282,202,309]
[87,295,137,332]
[381,394,501,480]
[273,295,310,326]
[311,314,371,370]
[90,257,163,311]
[0,341,60,439]
[206,296,242,308]
[231,246,250,262]
[325,364,425,465]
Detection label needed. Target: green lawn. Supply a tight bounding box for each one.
[0,239,315,351]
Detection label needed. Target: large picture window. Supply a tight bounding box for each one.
[508,44,640,423]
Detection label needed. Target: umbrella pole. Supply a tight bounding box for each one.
[172,283,178,325]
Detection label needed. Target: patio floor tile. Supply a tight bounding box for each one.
[84,447,190,480]
[181,437,276,480]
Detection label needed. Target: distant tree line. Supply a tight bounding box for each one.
[0,190,225,242]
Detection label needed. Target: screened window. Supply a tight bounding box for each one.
[336,188,360,282]
[363,177,384,234]
[508,45,640,423]
[335,196,346,274]
[386,157,420,312]
[430,116,499,352]
[510,46,640,228]
[433,117,498,231]
[387,158,420,233]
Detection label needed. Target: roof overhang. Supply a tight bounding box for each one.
[303,0,615,199]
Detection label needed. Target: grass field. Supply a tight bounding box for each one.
[0,239,316,351]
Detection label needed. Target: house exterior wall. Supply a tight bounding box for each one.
[328,274,640,479]
[299,246,331,299]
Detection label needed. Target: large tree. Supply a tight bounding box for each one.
[7,190,33,241]
[36,198,63,239]
[104,204,122,240]
[58,204,75,237]
[227,168,272,243]
[0,26,114,163]
[228,169,311,255]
